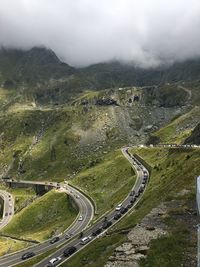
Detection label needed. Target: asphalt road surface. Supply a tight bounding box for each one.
[33,147,150,267]
[0,184,94,267]
[0,190,14,230]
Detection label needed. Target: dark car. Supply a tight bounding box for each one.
[102,220,112,229]
[21,252,35,260]
[120,207,128,214]
[114,213,122,220]
[63,246,77,257]
[130,197,136,204]
[127,202,133,209]
[50,236,60,244]
[92,228,102,236]
[5,212,8,216]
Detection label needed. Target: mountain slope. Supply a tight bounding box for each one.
[0,47,75,87]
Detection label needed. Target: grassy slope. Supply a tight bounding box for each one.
[0,185,36,213]
[0,237,30,256]
[153,106,200,144]
[71,150,136,218]
[1,190,78,241]
[60,147,199,267]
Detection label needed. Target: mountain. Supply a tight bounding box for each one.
[79,58,200,89]
[0,47,75,87]
[0,46,200,104]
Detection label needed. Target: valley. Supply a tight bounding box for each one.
[0,47,199,267]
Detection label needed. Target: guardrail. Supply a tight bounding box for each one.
[132,153,152,176]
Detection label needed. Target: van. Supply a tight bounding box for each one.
[80,236,92,245]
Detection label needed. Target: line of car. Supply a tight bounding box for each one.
[40,151,149,267]
[18,149,148,267]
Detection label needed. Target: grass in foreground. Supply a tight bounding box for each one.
[1,189,78,241]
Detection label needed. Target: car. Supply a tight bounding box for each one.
[9,212,12,215]
[115,203,122,211]
[50,236,60,244]
[135,191,140,197]
[139,186,144,193]
[21,251,35,260]
[102,220,112,229]
[120,207,128,214]
[127,202,133,209]
[63,246,77,257]
[92,228,102,236]
[5,212,8,216]
[65,233,73,239]
[80,236,92,245]
[129,190,135,196]
[114,213,122,220]
[130,197,136,204]
[47,257,62,266]
[9,203,12,207]
[78,215,83,221]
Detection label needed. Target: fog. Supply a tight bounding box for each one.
[0,0,200,67]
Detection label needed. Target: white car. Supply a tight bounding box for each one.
[78,215,83,221]
[48,257,62,266]
[115,203,122,211]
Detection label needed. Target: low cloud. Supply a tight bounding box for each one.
[0,0,200,67]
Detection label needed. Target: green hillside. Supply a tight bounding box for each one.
[149,106,200,144]
[62,146,199,267]
[1,190,78,241]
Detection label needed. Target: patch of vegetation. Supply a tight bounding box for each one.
[15,248,57,267]
[71,150,136,218]
[1,190,78,241]
[0,185,36,213]
[0,237,30,256]
[152,106,200,144]
[61,147,199,266]
[61,233,124,267]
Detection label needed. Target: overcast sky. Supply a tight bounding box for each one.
[1,0,200,67]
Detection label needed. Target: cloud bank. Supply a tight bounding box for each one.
[0,0,200,67]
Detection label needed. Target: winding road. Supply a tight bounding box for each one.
[0,190,14,230]
[33,148,149,267]
[0,184,94,267]
[1,144,196,266]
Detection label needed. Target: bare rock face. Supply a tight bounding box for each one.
[104,204,168,267]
